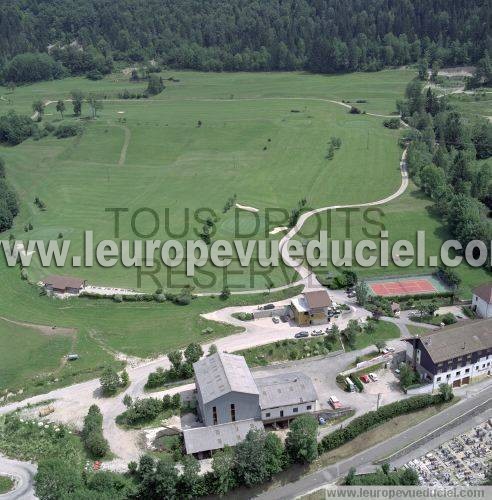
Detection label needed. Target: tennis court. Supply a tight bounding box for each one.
[367,275,448,297]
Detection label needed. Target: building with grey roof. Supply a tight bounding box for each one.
[186,352,319,456]
[403,319,492,391]
[193,352,260,426]
[183,419,264,456]
[255,372,317,422]
[472,283,492,318]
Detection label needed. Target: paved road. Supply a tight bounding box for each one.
[0,456,36,500]
[256,382,492,499]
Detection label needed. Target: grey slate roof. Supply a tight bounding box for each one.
[407,319,492,363]
[255,372,318,410]
[193,352,259,404]
[183,419,264,454]
[473,283,492,304]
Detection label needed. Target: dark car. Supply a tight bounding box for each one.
[294,331,309,338]
[263,303,275,310]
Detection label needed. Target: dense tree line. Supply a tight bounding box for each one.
[0,157,19,233]
[0,0,490,77]
[400,78,492,264]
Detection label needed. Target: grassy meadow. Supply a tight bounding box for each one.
[0,67,489,397]
[0,69,409,292]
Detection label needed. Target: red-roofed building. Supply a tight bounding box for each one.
[42,275,86,295]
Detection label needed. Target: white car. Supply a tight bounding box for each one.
[369,372,378,382]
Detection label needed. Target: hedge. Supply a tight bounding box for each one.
[81,405,109,459]
[349,373,364,392]
[319,393,447,453]
[379,291,454,302]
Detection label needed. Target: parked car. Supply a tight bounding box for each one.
[272,316,280,324]
[329,395,343,409]
[387,346,395,352]
[369,372,378,382]
[263,303,275,310]
[295,331,309,338]
[311,330,324,336]
[360,374,370,383]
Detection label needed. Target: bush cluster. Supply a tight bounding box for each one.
[117,394,181,426]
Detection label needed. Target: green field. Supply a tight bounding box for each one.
[0,69,409,292]
[0,68,489,398]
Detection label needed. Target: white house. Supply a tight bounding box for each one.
[403,319,492,392]
[471,283,492,318]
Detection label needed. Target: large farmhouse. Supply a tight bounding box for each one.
[183,352,318,457]
[471,283,492,318]
[402,319,492,391]
[41,275,86,295]
[290,289,332,326]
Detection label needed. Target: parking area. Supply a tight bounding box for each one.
[360,368,402,397]
[252,349,407,418]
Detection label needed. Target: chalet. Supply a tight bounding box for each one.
[402,319,492,391]
[42,275,86,295]
[471,283,492,318]
[290,289,332,326]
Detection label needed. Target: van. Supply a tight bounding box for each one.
[346,377,356,392]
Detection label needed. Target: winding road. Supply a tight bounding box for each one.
[0,97,412,497]
[0,456,36,500]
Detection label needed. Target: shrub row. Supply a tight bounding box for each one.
[379,291,454,302]
[81,405,109,459]
[80,288,194,305]
[349,373,364,392]
[319,393,447,453]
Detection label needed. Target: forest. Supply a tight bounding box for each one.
[401,75,492,268]
[0,0,490,80]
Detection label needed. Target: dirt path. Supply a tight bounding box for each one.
[117,125,131,166]
[0,316,76,336]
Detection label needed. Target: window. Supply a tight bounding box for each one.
[230,403,236,422]
[293,408,298,413]
[465,368,470,373]
[280,410,284,418]
[307,405,312,410]
[265,412,270,418]
[456,371,461,376]
[436,377,441,382]
[212,406,218,425]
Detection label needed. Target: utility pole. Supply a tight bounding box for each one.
[376,393,381,410]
